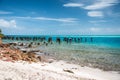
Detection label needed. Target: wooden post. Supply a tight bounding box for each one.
[0,38,2,44]
[0,29,4,44]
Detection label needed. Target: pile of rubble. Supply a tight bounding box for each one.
[0,44,46,63]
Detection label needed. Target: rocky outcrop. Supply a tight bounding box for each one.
[0,44,46,63]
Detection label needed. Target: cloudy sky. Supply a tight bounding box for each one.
[0,0,120,35]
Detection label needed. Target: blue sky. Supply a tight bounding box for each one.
[0,0,120,35]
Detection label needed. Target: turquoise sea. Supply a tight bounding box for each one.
[3,35,120,71]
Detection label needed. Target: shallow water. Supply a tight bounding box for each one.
[3,35,120,71]
[38,42,120,71]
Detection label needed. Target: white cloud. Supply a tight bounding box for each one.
[63,3,84,7]
[87,11,104,17]
[0,11,13,14]
[63,0,119,10]
[14,16,31,19]
[34,17,77,22]
[0,19,16,28]
[57,27,120,35]
[90,27,120,34]
[90,27,101,32]
[63,0,119,18]
[84,0,119,10]
[89,20,107,23]
[15,16,77,22]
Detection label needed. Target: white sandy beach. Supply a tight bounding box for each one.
[0,60,120,80]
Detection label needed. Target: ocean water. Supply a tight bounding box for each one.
[2,35,120,71]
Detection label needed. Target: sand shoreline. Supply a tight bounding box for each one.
[0,43,120,80]
[0,60,120,80]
